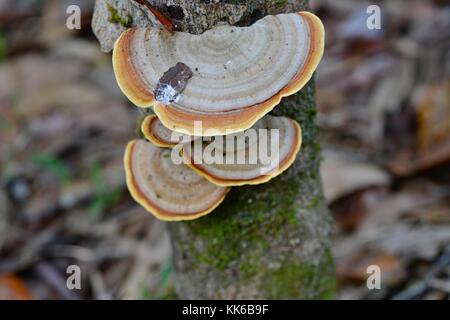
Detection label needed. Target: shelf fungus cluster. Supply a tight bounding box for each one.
[114,11,324,221]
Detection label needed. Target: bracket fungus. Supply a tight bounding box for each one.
[141,114,197,148]
[124,139,229,221]
[117,11,324,221]
[182,115,302,186]
[113,11,324,136]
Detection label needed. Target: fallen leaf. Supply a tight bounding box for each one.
[416,81,450,151]
[0,274,33,300]
[337,249,405,285]
[321,150,391,203]
[331,198,364,233]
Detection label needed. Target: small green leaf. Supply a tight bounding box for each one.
[31,153,72,183]
[0,29,7,62]
[88,162,122,218]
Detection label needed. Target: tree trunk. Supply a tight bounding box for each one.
[92,0,335,299]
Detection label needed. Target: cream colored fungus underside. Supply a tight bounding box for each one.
[183,116,296,180]
[131,141,226,214]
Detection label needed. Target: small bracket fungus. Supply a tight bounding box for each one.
[112,11,324,136]
[124,139,229,221]
[182,115,302,186]
[141,114,198,148]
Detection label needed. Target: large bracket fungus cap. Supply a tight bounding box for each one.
[113,11,324,136]
[182,115,302,186]
[124,139,229,221]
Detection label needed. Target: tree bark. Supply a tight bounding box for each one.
[92,0,335,299]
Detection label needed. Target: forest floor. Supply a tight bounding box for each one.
[0,0,449,299]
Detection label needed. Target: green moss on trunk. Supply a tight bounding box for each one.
[106,3,133,27]
[169,81,336,299]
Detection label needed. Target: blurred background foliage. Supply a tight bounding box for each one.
[0,0,449,299]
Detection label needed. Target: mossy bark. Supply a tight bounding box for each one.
[92,0,335,299]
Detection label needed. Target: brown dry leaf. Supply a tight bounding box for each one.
[0,274,33,300]
[382,104,417,155]
[381,55,449,177]
[337,249,405,285]
[0,55,87,102]
[5,81,134,167]
[14,82,103,118]
[334,182,450,265]
[384,81,450,176]
[416,81,450,150]
[361,182,449,228]
[331,192,366,233]
[76,100,135,137]
[402,200,450,225]
[321,150,391,203]
[336,222,450,262]
[387,81,450,177]
[387,134,450,177]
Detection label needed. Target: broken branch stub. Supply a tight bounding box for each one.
[130,0,176,32]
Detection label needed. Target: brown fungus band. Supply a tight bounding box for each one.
[113,11,324,136]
